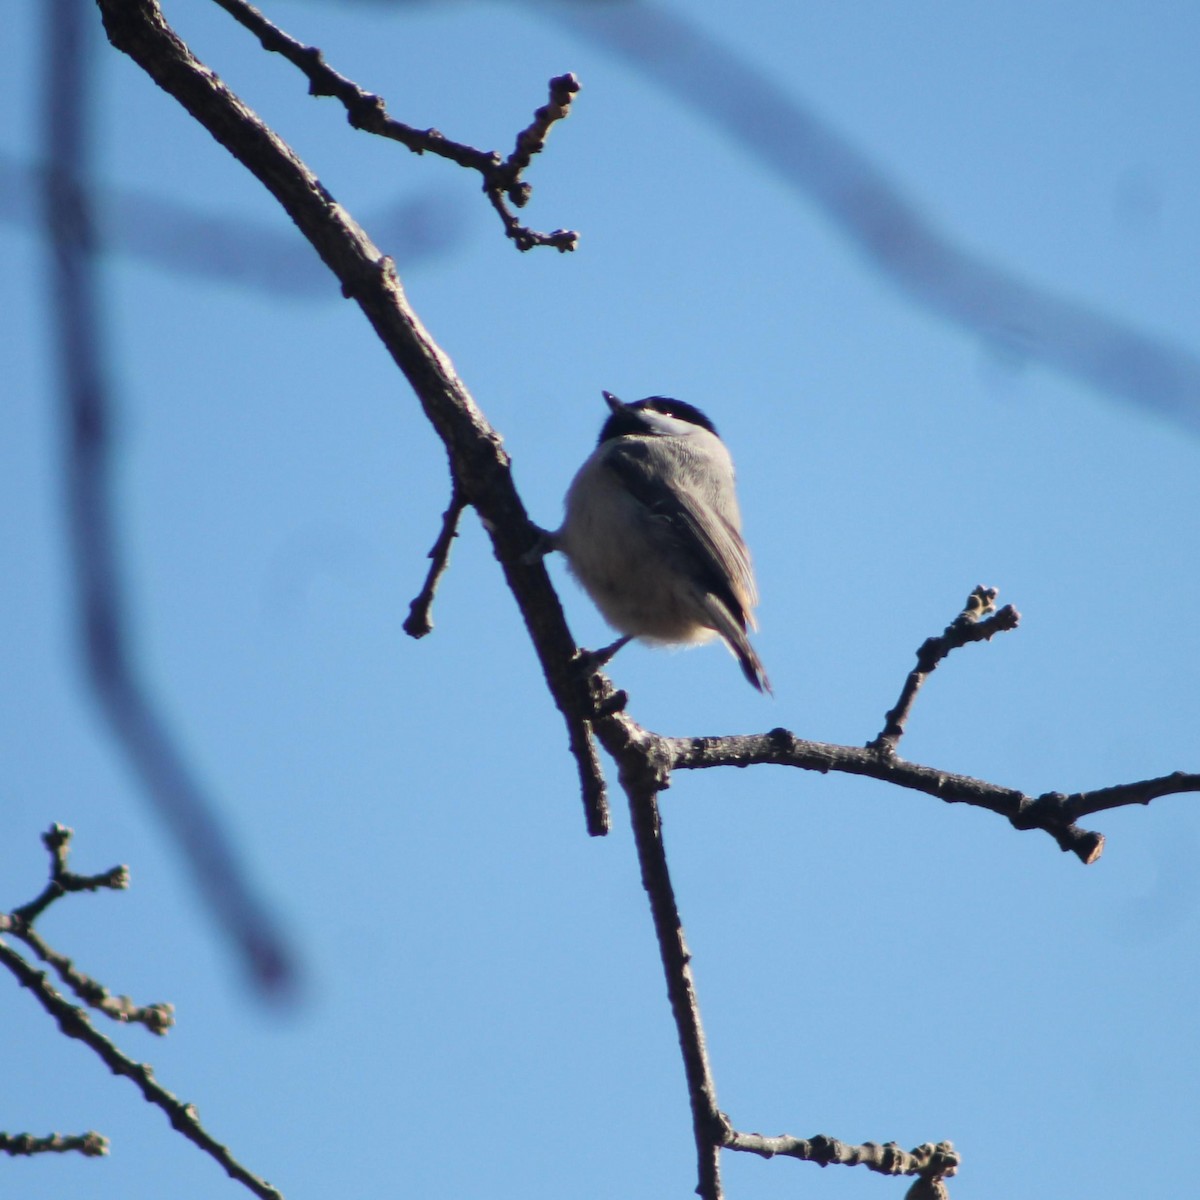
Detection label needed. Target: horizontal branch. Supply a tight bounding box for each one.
[668,729,1117,863]
[0,1130,109,1157]
[403,477,467,640]
[96,0,603,833]
[724,1125,958,1187]
[1047,770,1200,821]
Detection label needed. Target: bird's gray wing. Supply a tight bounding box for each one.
[604,438,757,628]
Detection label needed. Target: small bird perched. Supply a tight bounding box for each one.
[552,391,770,693]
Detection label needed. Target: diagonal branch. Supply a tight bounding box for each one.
[12,823,128,927]
[8,922,175,1035]
[208,0,579,251]
[91,8,1197,1198]
[870,586,1020,755]
[94,0,607,835]
[669,729,1107,864]
[0,938,282,1199]
[552,2,1200,435]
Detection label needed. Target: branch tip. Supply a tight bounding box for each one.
[869,586,1021,754]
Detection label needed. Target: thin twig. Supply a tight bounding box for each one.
[0,939,283,1199]
[11,823,128,926]
[42,0,292,994]
[3,825,174,1033]
[570,716,610,837]
[9,922,175,1035]
[0,1131,109,1157]
[1040,770,1200,821]
[207,0,579,251]
[723,1125,958,1188]
[869,586,1020,755]
[403,478,468,639]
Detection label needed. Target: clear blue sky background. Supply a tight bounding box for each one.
[3,2,1200,1198]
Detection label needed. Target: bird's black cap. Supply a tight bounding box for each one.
[598,391,719,443]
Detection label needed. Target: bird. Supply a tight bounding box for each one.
[551,390,770,693]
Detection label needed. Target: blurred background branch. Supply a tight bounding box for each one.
[39,0,293,993]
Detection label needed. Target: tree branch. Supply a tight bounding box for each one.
[403,476,468,640]
[2,827,276,1195]
[208,0,579,251]
[722,1126,958,1189]
[669,729,1108,864]
[11,823,128,926]
[2,826,173,1033]
[617,735,724,1198]
[0,939,282,1199]
[0,1131,109,1158]
[95,0,607,835]
[870,586,1020,755]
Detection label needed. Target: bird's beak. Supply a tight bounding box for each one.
[602,390,624,414]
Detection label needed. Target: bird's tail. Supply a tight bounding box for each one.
[703,595,772,694]
[730,634,772,694]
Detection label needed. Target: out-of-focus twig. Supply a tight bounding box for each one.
[1,150,464,294]
[550,0,1200,434]
[40,0,292,993]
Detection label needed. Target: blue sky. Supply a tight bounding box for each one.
[3,2,1200,1198]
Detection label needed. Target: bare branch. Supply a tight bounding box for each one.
[0,938,282,1199]
[403,478,468,639]
[2,825,174,1034]
[11,824,128,927]
[669,728,1107,864]
[0,1131,109,1158]
[208,0,579,252]
[870,586,1021,755]
[90,8,1198,1196]
[1038,771,1200,822]
[569,715,610,837]
[723,1125,958,1189]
